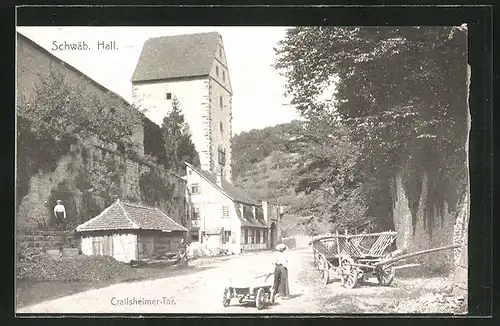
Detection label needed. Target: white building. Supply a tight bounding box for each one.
[184,162,281,254]
[131,32,233,182]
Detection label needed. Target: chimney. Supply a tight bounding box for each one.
[216,169,223,187]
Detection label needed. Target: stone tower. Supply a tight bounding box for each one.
[131,32,233,182]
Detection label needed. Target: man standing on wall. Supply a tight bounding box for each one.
[53,200,67,231]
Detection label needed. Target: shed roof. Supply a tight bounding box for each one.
[76,199,188,232]
[131,32,220,82]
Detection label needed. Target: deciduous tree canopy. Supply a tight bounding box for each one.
[271,26,469,233]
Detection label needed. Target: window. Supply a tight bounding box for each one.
[245,228,249,244]
[223,231,231,243]
[216,65,219,77]
[219,48,222,58]
[222,70,226,82]
[191,183,200,195]
[191,206,200,228]
[218,147,226,165]
[256,229,260,244]
[222,205,230,219]
[250,229,255,244]
[220,122,224,134]
[165,92,172,100]
[220,96,223,108]
[187,170,192,175]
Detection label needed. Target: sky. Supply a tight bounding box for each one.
[17,26,302,135]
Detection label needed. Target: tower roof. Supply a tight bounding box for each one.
[131,32,221,82]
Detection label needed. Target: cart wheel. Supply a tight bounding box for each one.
[321,267,330,285]
[376,265,396,286]
[343,268,358,289]
[270,288,275,304]
[222,288,231,307]
[340,258,358,289]
[238,296,245,304]
[255,288,265,310]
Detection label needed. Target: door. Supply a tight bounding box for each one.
[92,238,103,255]
[92,236,113,256]
[104,235,113,256]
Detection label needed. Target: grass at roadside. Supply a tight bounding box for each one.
[297,266,466,314]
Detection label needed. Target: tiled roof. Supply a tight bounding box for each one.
[186,162,261,206]
[76,200,188,232]
[131,32,220,82]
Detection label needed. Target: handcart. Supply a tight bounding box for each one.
[222,272,275,310]
[310,230,459,289]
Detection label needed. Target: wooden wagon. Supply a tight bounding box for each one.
[311,230,459,289]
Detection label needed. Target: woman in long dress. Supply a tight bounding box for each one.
[272,243,290,299]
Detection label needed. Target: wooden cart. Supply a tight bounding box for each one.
[222,272,275,310]
[311,230,459,289]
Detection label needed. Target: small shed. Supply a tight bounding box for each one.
[75,199,188,263]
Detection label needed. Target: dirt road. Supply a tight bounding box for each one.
[17,248,463,314]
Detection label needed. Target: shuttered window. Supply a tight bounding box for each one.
[222,205,230,219]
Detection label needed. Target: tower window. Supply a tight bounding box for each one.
[222,70,226,82]
[219,48,222,58]
[220,122,224,134]
[220,96,223,108]
[216,65,219,77]
[218,146,226,165]
[165,92,172,100]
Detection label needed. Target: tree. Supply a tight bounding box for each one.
[161,97,200,174]
[19,67,140,151]
[285,117,372,230]
[274,26,469,233]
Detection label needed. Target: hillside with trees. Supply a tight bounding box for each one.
[273,26,469,250]
[234,26,470,264]
[232,121,345,236]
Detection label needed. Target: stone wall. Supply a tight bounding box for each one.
[16,32,144,154]
[17,231,77,252]
[16,139,188,232]
[391,171,468,274]
[16,32,188,232]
